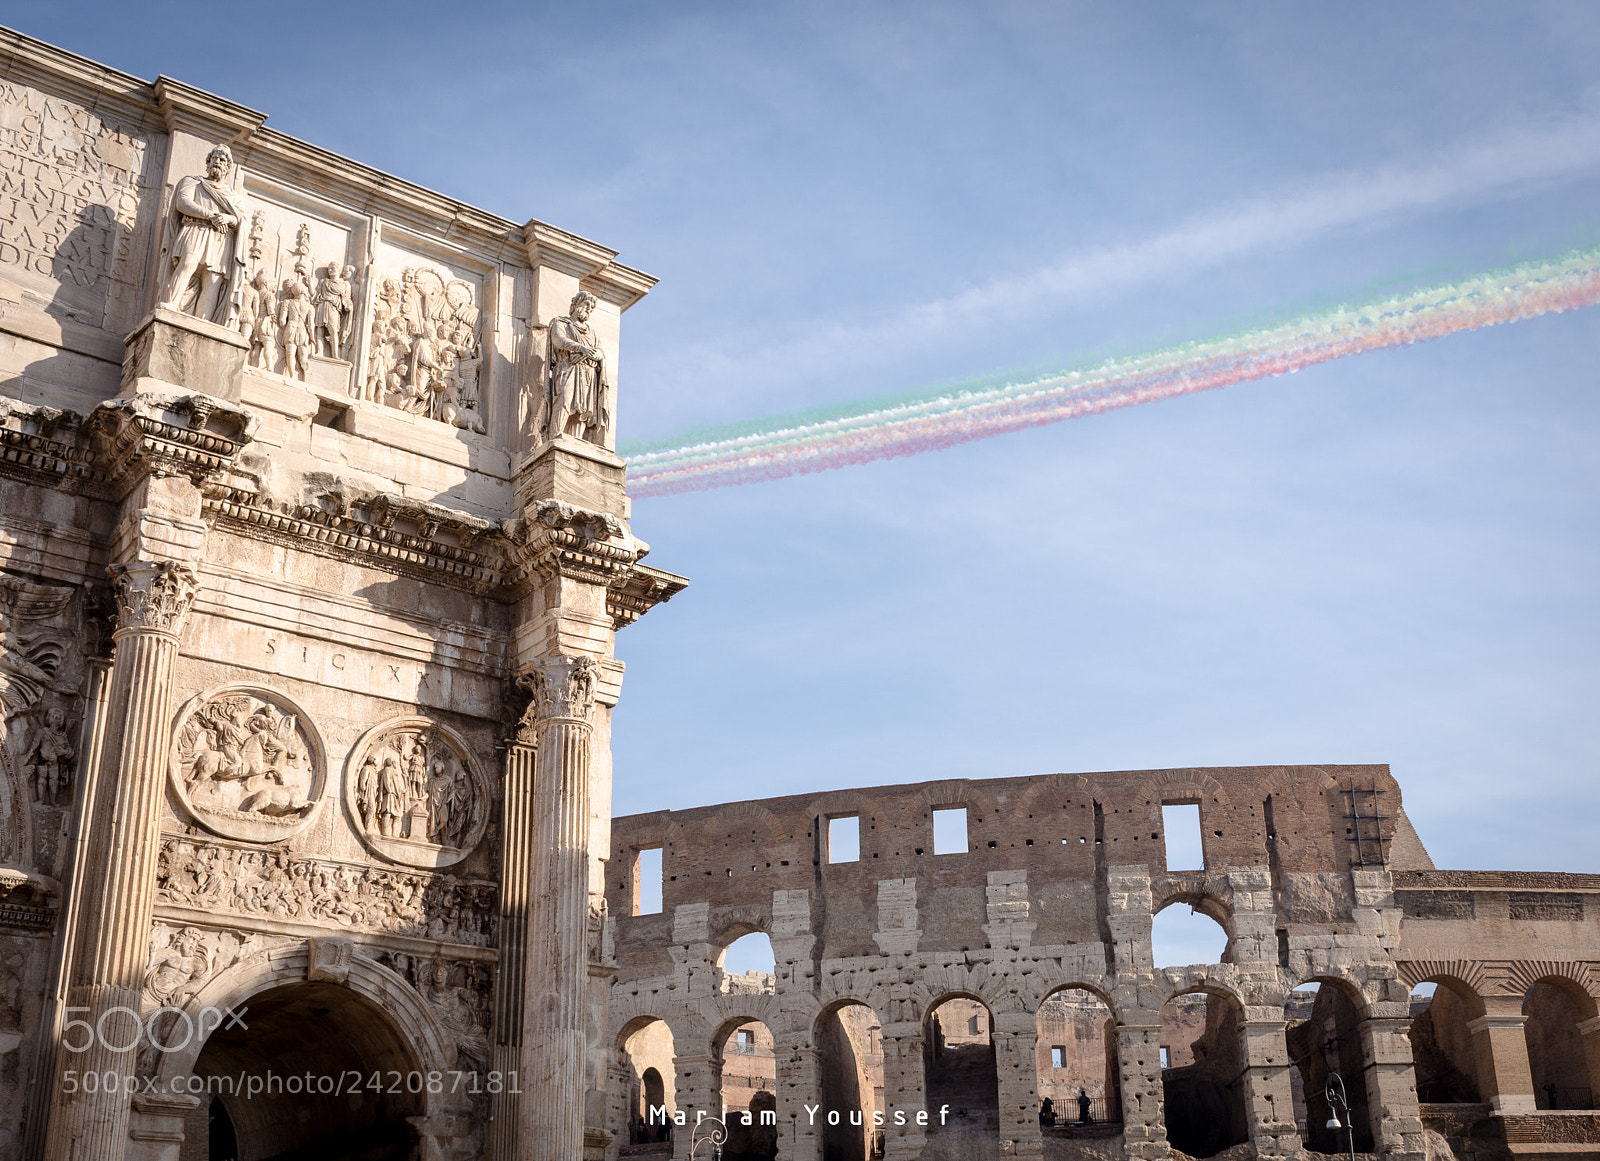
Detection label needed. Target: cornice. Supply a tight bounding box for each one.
[607,563,689,628]
[0,25,164,132]
[88,391,256,498]
[152,75,265,143]
[523,219,657,312]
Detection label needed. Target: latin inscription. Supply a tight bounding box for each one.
[0,80,151,304]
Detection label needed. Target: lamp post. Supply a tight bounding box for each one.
[1324,1071,1356,1161]
[690,1115,728,1160]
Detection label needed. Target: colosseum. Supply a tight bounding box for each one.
[603,767,1600,1161]
[0,22,1595,1161]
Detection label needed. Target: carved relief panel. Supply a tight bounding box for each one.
[361,234,492,434]
[233,176,369,391]
[344,717,487,869]
[0,574,88,875]
[168,685,327,843]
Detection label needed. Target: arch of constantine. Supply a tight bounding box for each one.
[0,24,1596,1161]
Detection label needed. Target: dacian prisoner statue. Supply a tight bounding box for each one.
[158,144,247,325]
[545,290,610,445]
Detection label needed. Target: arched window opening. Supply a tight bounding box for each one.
[1151,901,1229,969]
[816,1002,885,1161]
[718,1019,778,1160]
[1284,981,1374,1153]
[1035,987,1121,1138]
[1159,991,1249,1158]
[925,997,1000,1147]
[621,1018,677,1145]
[720,931,777,994]
[1407,980,1482,1104]
[1524,980,1597,1110]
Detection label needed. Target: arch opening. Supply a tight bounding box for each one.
[717,1018,779,1161]
[1035,987,1121,1135]
[1524,979,1598,1110]
[719,931,776,994]
[925,996,999,1147]
[1284,981,1374,1153]
[619,1017,677,1146]
[178,980,425,1161]
[1159,989,1248,1159]
[1407,979,1484,1104]
[815,1001,885,1161]
[1151,899,1229,969]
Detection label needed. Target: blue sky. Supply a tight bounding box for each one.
[26,2,1600,872]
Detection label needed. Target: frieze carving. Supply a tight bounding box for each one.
[155,836,497,947]
[376,951,493,1070]
[20,705,76,806]
[345,718,488,869]
[518,655,599,730]
[108,561,198,634]
[169,686,327,843]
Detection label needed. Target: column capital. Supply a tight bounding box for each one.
[107,561,198,635]
[515,654,600,737]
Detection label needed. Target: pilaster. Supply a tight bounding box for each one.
[773,1034,820,1161]
[672,1051,722,1161]
[993,1008,1044,1157]
[1115,1017,1166,1161]
[486,736,537,1161]
[1360,1014,1426,1161]
[1238,1016,1298,1157]
[878,1021,928,1161]
[1468,1002,1538,1113]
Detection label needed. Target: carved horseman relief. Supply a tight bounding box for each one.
[0,575,85,873]
[345,717,488,869]
[168,686,328,843]
[361,265,487,433]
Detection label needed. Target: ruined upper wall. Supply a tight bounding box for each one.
[607,764,1426,976]
[0,26,654,523]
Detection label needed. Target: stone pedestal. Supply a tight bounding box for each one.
[122,307,248,399]
[517,435,628,516]
[43,562,199,1161]
[305,352,353,393]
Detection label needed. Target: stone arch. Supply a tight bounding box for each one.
[1255,766,1339,799]
[813,997,886,1161]
[1405,971,1489,1103]
[612,1012,678,1143]
[152,940,457,1159]
[924,991,1000,1144]
[1151,893,1233,969]
[1035,983,1121,1126]
[1284,975,1375,1152]
[153,940,454,1090]
[1134,769,1231,817]
[1518,973,1600,1109]
[1159,985,1249,1158]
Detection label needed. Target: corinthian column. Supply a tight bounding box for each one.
[521,654,601,1161]
[487,730,537,1161]
[43,561,198,1161]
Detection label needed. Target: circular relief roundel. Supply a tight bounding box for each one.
[169,685,328,843]
[343,717,488,869]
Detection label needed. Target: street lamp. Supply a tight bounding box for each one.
[1324,1071,1356,1161]
[690,1116,727,1160]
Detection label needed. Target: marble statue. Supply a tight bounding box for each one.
[545,290,609,446]
[158,144,247,325]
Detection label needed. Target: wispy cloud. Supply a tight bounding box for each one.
[648,110,1600,410]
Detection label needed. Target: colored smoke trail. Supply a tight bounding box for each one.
[625,246,1600,497]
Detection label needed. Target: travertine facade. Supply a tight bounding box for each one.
[606,767,1600,1161]
[0,27,683,1161]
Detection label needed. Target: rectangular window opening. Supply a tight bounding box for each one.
[1161,802,1204,871]
[1159,1046,1171,1069]
[828,816,860,863]
[634,847,662,915]
[1051,1046,1065,1069]
[932,807,967,855]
